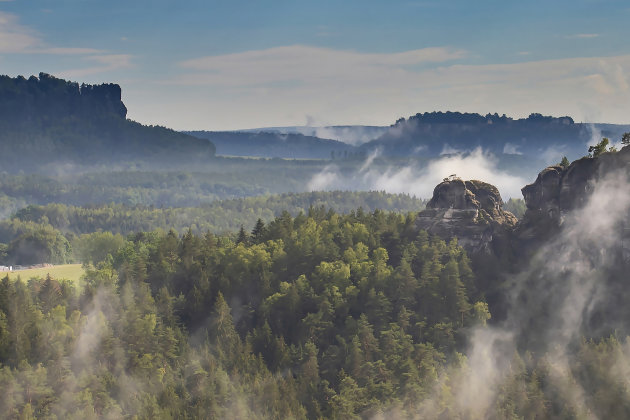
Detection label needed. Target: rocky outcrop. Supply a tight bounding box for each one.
[417,146,630,260]
[0,72,127,124]
[0,72,216,172]
[517,145,630,248]
[416,178,517,255]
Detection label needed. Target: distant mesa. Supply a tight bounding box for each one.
[361,110,629,164]
[395,111,574,126]
[0,72,215,171]
[0,72,127,122]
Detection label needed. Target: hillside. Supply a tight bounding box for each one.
[0,144,628,418]
[191,112,630,166]
[186,130,355,159]
[236,125,389,146]
[0,73,216,172]
[358,111,630,161]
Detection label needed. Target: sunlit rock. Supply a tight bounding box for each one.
[416,177,517,255]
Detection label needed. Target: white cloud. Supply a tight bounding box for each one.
[502,143,522,155]
[58,54,133,78]
[307,148,528,200]
[140,46,630,130]
[0,11,39,53]
[440,143,464,155]
[0,11,104,55]
[540,144,569,165]
[176,45,467,87]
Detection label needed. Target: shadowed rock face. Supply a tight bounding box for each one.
[417,146,630,260]
[0,72,127,123]
[517,145,630,253]
[417,178,517,255]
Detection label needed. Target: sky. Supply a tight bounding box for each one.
[1,0,629,130]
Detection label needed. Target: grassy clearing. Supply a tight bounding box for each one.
[1,264,84,283]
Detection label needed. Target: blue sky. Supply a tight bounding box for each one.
[1,0,629,129]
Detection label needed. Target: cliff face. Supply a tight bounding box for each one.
[416,178,517,254]
[0,73,216,171]
[517,145,630,253]
[0,72,127,124]
[416,146,630,262]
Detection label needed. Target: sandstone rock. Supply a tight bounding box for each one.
[516,145,630,254]
[417,178,516,255]
[520,146,629,224]
[416,146,630,261]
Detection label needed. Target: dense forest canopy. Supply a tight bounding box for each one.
[0,191,426,265]
[1,195,629,418]
[7,191,426,236]
[0,209,488,418]
[0,70,629,419]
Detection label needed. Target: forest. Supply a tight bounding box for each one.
[1,206,629,419]
[0,191,426,265]
[0,71,628,419]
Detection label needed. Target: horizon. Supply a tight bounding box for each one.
[1,1,629,130]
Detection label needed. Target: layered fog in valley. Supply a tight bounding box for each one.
[1,1,629,418]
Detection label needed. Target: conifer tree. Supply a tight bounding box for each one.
[251,218,266,244]
[236,225,248,245]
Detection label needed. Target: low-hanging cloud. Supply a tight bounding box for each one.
[307,147,528,200]
[408,167,630,418]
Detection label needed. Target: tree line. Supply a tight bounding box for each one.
[1,209,627,418]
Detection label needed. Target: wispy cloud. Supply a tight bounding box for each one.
[0,11,104,55]
[0,10,133,78]
[176,45,467,87]
[307,148,528,199]
[40,47,102,55]
[0,11,39,53]
[151,46,630,129]
[58,54,133,78]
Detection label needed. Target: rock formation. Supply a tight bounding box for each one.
[416,178,517,255]
[517,145,630,255]
[0,72,216,171]
[0,72,127,124]
[416,145,630,262]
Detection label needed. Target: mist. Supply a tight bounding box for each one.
[308,147,529,200]
[406,168,630,418]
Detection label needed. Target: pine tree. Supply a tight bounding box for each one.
[236,225,248,245]
[251,218,266,244]
[208,292,241,365]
